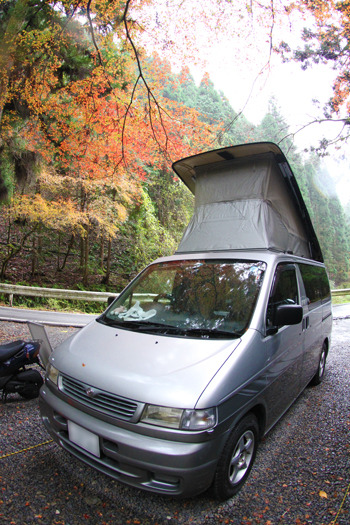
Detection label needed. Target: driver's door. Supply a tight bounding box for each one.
[263,263,304,429]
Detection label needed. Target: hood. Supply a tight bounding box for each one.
[50,320,240,408]
[172,142,323,262]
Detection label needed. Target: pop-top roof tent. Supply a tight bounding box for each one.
[172,142,323,262]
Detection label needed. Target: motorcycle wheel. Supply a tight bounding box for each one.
[19,382,42,399]
[19,373,43,399]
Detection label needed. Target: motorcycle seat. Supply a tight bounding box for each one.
[0,340,26,362]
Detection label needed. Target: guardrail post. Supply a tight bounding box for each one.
[9,293,13,307]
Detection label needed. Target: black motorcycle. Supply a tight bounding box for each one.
[0,339,43,402]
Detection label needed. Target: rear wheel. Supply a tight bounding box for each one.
[19,375,43,399]
[19,384,41,399]
[213,413,259,500]
[310,343,327,386]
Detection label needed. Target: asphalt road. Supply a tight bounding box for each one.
[0,305,97,327]
[0,315,349,525]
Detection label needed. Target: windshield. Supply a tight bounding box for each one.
[100,259,266,339]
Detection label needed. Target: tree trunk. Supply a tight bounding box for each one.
[100,234,105,270]
[79,235,84,270]
[59,234,75,272]
[0,227,36,280]
[31,225,42,276]
[57,232,61,271]
[102,236,112,285]
[82,228,89,286]
[31,235,37,276]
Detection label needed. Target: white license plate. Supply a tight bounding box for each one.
[68,421,100,458]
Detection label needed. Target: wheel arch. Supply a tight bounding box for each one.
[249,404,266,439]
[224,403,266,440]
[323,337,330,357]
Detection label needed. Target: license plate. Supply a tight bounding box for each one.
[68,421,100,457]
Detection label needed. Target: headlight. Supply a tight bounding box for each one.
[46,363,59,386]
[141,405,216,430]
[181,409,216,430]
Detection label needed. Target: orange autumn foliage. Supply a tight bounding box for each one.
[0,0,214,243]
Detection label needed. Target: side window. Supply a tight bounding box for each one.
[299,264,331,308]
[266,264,299,329]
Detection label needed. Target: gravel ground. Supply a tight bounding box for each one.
[0,319,349,525]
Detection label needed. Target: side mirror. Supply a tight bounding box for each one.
[274,304,303,326]
[107,296,116,306]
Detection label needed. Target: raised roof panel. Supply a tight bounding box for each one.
[172,142,323,262]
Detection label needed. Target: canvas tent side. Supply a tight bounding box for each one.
[172,143,323,262]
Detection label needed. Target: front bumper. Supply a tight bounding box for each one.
[39,384,226,497]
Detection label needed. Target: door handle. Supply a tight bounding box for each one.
[303,317,310,330]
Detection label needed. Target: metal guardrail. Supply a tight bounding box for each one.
[331,288,350,296]
[0,283,349,306]
[0,283,117,306]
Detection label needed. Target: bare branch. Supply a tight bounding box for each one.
[268,0,275,61]
[278,117,350,152]
[120,73,141,167]
[122,0,172,161]
[215,0,276,144]
[86,0,103,66]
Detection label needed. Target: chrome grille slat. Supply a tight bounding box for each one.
[60,374,138,421]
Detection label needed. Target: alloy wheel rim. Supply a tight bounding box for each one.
[319,349,326,378]
[228,430,255,485]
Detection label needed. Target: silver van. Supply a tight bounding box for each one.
[39,143,332,499]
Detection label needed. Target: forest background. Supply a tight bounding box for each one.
[0,0,350,313]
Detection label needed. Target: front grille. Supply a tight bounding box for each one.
[60,374,139,421]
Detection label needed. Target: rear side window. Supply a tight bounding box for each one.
[299,264,330,307]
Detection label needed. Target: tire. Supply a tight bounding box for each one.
[19,377,43,399]
[309,343,327,386]
[212,413,259,500]
[19,383,41,399]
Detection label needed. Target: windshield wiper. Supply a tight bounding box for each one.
[181,328,242,339]
[99,317,181,333]
[125,321,181,333]
[98,317,242,338]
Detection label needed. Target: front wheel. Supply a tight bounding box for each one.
[309,343,327,386]
[212,413,259,500]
